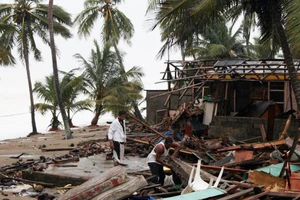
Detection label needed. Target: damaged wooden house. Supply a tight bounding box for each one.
[146,59,300,141]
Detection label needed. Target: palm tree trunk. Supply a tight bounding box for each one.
[24,48,37,134]
[272,6,300,110]
[48,0,72,139]
[91,104,103,126]
[132,101,144,121]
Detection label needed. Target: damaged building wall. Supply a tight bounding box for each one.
[209,116,300,140]
[146,89,193,124]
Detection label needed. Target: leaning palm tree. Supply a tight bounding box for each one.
[74,40,121,126]
[148,0,300,111]
[74,0,134,66]
[0,0,72,134]
[104,66,144,119]
[48,0,72,139]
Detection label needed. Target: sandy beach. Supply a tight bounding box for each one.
[0,125,112,199]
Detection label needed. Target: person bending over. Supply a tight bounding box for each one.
[147,137,180,185]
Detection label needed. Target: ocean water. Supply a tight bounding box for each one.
[0,109,114,141]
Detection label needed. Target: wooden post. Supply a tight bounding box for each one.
[233,89,236,112]
[260,124,267,142]
[167,64,171,115]
[278,114,292,140]
[266,103,276,141]
[212,82,220,121]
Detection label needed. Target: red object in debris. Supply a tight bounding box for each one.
[202,128,208,136]
[185,122,193,137]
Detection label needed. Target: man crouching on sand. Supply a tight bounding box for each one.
[108,110,127,166]
[147,137,180,185]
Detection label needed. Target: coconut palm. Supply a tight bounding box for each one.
[34,75,60,131]
[48,0,72,139]
[74,0,134,45]
[74,0,134,66]
[186,20,248,59]
[0,0,72,134]
[104,66,144,119]
[148,0,300,110]
[59,70,92,127]
[33,71,92,130]
[0,23,15,66]
[74,40,121,126]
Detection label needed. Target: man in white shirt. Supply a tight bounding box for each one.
[108,110,127,166]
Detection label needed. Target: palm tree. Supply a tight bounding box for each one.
[186,20,247,59]
[104,66,144,119]
[34,75,60,131]
[0,23,15,66]
[48,0,72,139]
[249,37,281,59]
[74,40,121,126]
[59,70,92,127]
[34,72,92,130]
[148,0,300,111]
[0,0,72,134]
[74,0,134,66]
[75,0,134,45]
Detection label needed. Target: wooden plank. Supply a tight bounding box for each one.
[278,115,292,140]
[162,188,226,200]
[128,113,167,139]
[268,191,300,198]
[224,156,269,168]
[243,191,269,200]
[22,170,88,187]
[41,147,75,152]
[217,140,287,152]
[217,188,254,200]
[191,164,248,173]
[260,124,267,142]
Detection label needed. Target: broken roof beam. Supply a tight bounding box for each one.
[150,82,204,99]
[217,140,288,152]
[178,66,203,101]
[128,113,167,139]
[164,62,188,106]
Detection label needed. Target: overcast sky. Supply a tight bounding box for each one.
[0,0,182,139]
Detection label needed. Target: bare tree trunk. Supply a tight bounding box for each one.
[24,48,38,134]
[48,0,72,139]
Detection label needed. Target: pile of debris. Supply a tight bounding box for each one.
[1,107,300,199]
